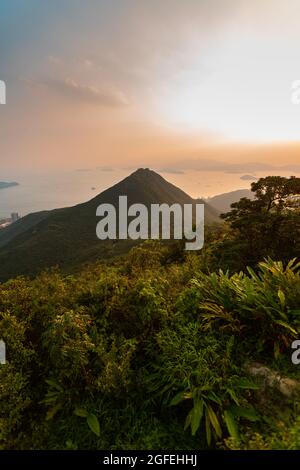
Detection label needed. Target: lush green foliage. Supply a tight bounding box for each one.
[0,175,299,449]
[216,176,300,271]
[0,242,299,450]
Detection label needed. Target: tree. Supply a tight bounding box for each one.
[215,176,300,271]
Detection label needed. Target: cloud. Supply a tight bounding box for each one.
[23,76,129,107]
[50,78,129,107]
[48,56,62,65]
[280,164,300,173]
[83,59,94,68]
[158,167,185,175]
[166,159,274,174]
[222,163,272,174]
[96,166,114,172]
[165,159,300,175]
[240,174,258,181]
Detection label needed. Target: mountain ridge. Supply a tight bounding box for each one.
[0,168,219,281]
[206,188,254,214]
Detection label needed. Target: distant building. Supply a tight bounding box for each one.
[0,221,11,229]
[11,212,19,223]
[0,218,12,230]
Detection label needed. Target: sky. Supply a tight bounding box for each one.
[1,0,300,191]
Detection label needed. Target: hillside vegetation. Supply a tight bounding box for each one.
[0,175,299,450]
[0,246,300,450]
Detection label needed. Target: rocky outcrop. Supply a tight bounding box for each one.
[245,362,300,397]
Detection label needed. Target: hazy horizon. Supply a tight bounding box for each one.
[1,0,300,199]
[0,165,298,220]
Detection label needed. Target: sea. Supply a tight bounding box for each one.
[0,167,298,219]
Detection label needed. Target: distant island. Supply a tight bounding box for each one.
[0,181,19,190]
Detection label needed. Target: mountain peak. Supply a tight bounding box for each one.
[95,167,193,206]
[0,169,220,280]
[130,168,158,179]
[134,167,151,173]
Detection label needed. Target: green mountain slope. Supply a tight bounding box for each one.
[0,168,219,281]
[206,188,253,214]
[0,211,50,248]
